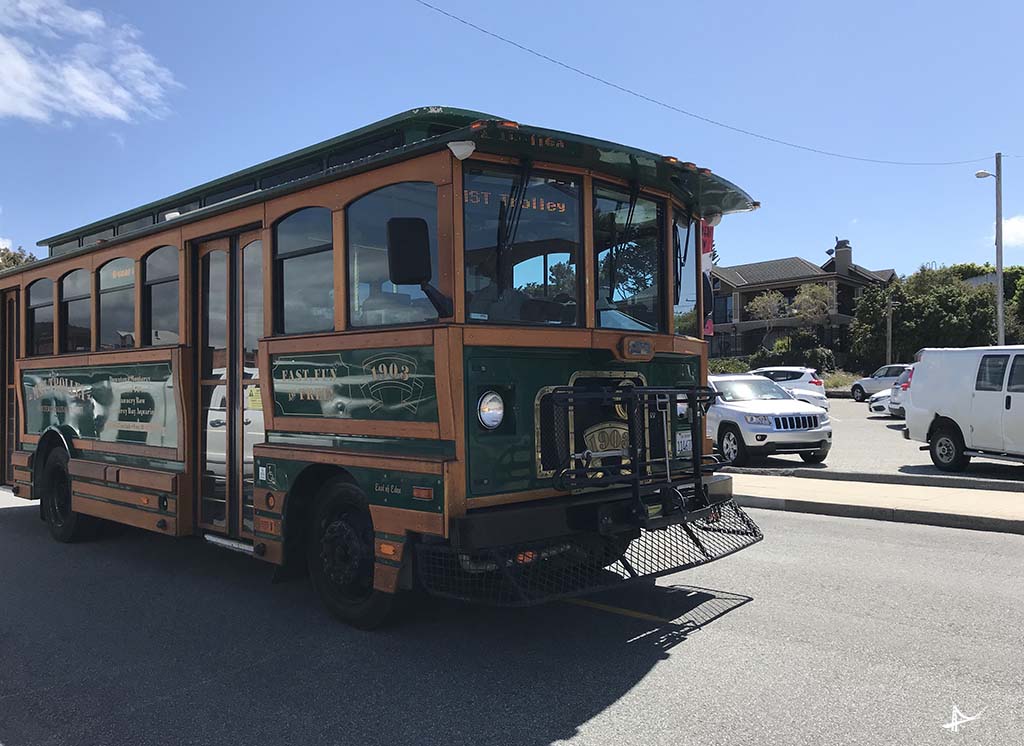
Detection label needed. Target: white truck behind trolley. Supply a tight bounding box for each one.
[905,346,1024,471]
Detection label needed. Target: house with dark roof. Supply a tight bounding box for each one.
[709,239,895,357]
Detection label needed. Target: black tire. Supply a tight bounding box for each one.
[718,425,749,466]
[930,423,971,472]
[800,450,828,464]
[307,479,396,629]
[851,385,866,402]
[39,448,95,543]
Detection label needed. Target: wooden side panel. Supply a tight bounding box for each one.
[73,493,177,535]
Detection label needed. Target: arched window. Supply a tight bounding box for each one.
[143,245,179,346]
[27,279,54,356]
[98,258,136,349]
[347,182,438,327]
[274,207,333,334]
[60,269,91,352]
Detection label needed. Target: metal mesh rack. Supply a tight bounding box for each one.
[416,500,762,606]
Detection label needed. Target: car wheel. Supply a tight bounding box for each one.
[718,425,749,467]
[40,448,96,543]
[307,479,397,629]
[929,424,970,472]
[800,451,828,464]
[851,385,866,402]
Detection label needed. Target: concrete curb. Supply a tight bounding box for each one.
[734,493,1024,536]
[721,465,1024,493]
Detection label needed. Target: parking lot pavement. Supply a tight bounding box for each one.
[3,502,1023,745]
[726,398,1024,488]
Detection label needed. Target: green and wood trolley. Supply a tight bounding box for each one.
[2,107,763,627]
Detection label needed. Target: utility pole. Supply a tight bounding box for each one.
[886,296,901,364]
[976,153,1005,344]
[996,152,1004,345]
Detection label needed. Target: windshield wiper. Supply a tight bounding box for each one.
[606,181,640,304]
[673,215,692,305]
[495,159,533,297]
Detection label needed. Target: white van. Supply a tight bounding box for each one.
[905,346,1024,471]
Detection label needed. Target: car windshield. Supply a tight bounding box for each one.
[594,185,664,332]
[715,379,791,402]
[463,166,582,326]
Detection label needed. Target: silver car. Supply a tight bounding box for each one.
[851,364,909,402]
[708,374,832,466]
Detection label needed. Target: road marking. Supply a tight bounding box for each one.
[563,598,673,624]
[941,705,985,733]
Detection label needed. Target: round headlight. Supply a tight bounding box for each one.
[477,391,505,430]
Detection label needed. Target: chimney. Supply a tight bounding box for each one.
[833,238,852,276]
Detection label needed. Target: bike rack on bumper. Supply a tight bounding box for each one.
[416,385,763,606]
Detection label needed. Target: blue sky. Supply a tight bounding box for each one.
[1,0,1021,276]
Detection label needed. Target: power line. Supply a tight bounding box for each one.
[412,0,1002,167]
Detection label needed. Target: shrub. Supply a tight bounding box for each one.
[708,356,750,374]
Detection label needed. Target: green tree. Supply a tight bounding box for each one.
[790,283,832,340]
[745,290,788,347]
[851,273,995,372]
[0,244,35,270]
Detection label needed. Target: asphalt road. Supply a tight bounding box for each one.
[734,398,1024,485]
[3,500,1023,745]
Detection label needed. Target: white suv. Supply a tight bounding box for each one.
[748,366,829,411]
[708,374,832,466]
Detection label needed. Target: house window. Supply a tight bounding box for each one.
[143,246,179,346]
[274,207,333,334]
[27,278,54,356]
[60,269,91,352]
[98,258,136,349]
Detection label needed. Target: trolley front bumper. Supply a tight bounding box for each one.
[415,474,763,606]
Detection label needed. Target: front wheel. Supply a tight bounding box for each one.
[851,385,866,402]
[718,426,749,466]
[307,479,397,629]
[40,448,95,543]
[930,425,970,472]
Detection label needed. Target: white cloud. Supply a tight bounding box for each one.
[0,237,12,250]
[0,0,178,123]
[1004,215,1024,248]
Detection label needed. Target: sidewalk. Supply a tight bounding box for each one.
[731,473,1024,535]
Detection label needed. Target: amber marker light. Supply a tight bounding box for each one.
[379,543,398,557]
[498,120,519,129]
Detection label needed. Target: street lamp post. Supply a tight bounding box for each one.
[976,153,1004,345]
[886,296,901,364]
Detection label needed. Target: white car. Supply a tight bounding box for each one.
[851,364,909,402]
[748,366,829,411]
[887,365,914,418]
[868,390,891,414]
[708,374,832,466]
[907,346,1024,471]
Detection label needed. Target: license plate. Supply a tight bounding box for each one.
[675,431,693,455]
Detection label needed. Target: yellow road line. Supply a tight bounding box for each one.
[564,597,672,624]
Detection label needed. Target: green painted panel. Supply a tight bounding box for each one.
[271,346,437,422]
[266,431,455,460]
[22,363,177,448]
[463,347,699,498]
[254,456,443,514]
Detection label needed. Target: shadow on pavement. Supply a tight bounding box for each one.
[898,461,1022,481]
[0,504,753,746]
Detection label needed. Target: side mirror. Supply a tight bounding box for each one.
[387,217,432,286]
[385,216,453,318]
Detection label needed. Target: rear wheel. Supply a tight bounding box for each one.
[851,385,866,402]
[930,424,970,472]
[307,479,396,629]
[718,425,749,466]
[40,448,95,543]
